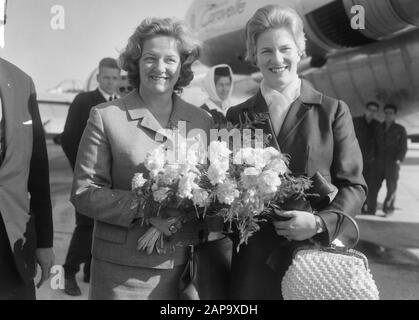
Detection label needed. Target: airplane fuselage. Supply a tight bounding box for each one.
[185,0,419,133]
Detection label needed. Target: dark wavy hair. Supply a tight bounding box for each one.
[119,17,201,93]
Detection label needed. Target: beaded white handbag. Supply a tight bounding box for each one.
[281,213,380,300]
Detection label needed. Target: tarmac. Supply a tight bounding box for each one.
[35,140,419,300]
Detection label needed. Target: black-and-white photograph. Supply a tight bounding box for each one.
[1,0,418,304]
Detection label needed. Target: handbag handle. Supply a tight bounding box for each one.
[331,211,360,250]
[310,172,360,250]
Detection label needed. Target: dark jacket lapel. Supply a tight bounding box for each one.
[277,79,323,148]
[276,99,310,148]
[251,90,280,150]
[94,88,107,104]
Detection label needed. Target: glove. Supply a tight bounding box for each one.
[137,227,163,254]
[137,216,182,254]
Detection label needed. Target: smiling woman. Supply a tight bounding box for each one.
[70,17,215,300]
[139,36,181,100]
[119,17,200,94]
[226,5,367,299]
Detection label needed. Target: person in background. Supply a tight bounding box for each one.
[367,104,408,216]
[61,57,121,296]
[353,101,380,214]
[201,64,234,129]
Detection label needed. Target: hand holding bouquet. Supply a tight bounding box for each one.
[131,142,208,254]
[132,113,321,254]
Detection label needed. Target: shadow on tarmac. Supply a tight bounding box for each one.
[402,155,419,166]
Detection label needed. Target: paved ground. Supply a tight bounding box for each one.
[35,141,419,300]
[354,142,419,299]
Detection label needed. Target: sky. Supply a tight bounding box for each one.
[0,0,194,93]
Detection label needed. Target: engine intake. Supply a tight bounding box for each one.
[304,0,419,52]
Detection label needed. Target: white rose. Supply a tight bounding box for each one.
[258,170,282,195]
[265,158,289,175]
[253,148,266,169]
[144,146,166,172]
[208,162,228,185]
[192,188,210,207]
[208,141,231,164]
[263,147,281,163]
[233,147,254,166]
[132,173,147,191]
[160,164,180,184]
[243,167,262,176]
[216,180,239,205]
[177,148,201,175]
[178,173,198,199]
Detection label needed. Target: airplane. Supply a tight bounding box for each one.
[183,0,419,138]
[39,0,419,142]
[37,92,76,140]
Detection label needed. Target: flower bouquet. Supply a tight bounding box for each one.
[132,137,241,254]
[131,141,203,254]
[215,143,313,251]
[132,113,319,253]
[207,113,315,251]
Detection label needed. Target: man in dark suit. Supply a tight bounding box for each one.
[61,57,120,296]
[367,104,408,216]
[0,57,54,300]
[353,101,380,214]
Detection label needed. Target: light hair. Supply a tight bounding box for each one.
[245,5,306,66]
[98,57,120,72]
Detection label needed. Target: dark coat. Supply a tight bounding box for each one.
[353,116,380,165]
[61,89,106,169]
[226,80,366,299]
[375,121,408,164]
[201,104,227,129]
[0,58,53,284]
[61,89,106,226]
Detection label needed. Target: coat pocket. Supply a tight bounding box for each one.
[94,221,127,244]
